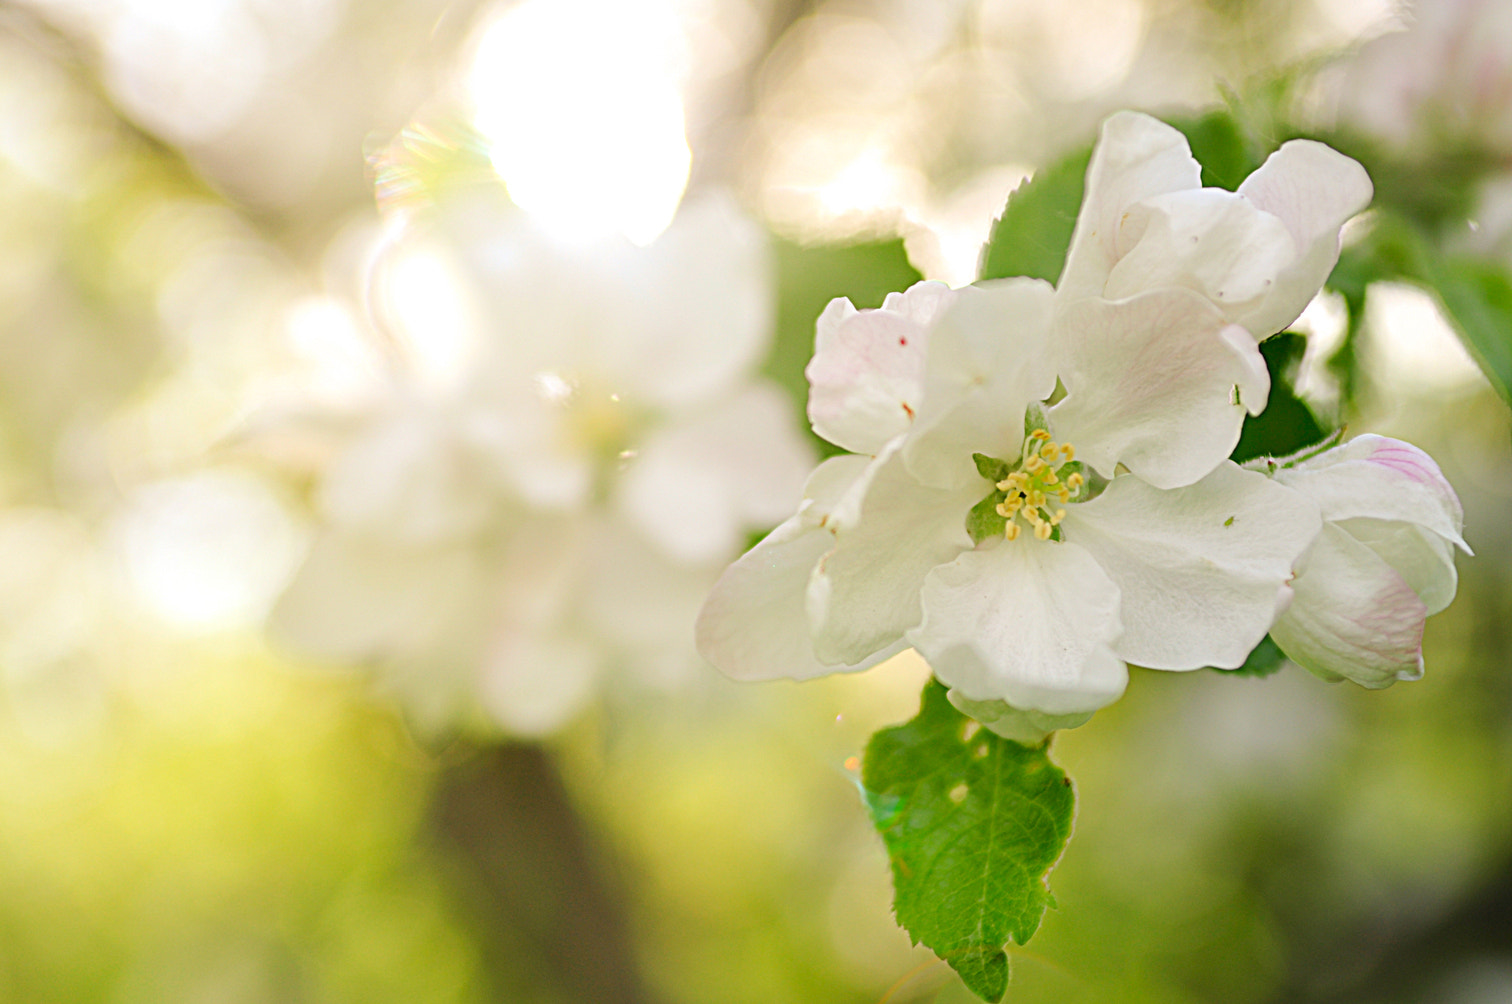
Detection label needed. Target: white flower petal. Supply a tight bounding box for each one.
[806,281,952,455]
[810,445,978,665]
[618,381,815,565]
[947,690,1095,744]
[1234,140,1373,337]
[909,538,1127,715]
[602,193,775,409]
[1270,523,1427,688]
[1057,111,1203,300]
[1272,435,1467,551]
[695,514,902,681]
[695,454,896,681]
[479,630,602,736]
[902,277,1058,489]
[1062,463,1322,671]
[583,516,713,678]
[1048,289,1269,488]
[1103,188,1297,316]
[269,531,490,663]
[321,405,500,541]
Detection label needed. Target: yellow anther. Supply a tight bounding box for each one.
[1042,470,1059,486]
[1057,487,1071,503]
[1066,472,1084,490]
[1029,429,1051,441]
[1034,521,1053,540]
[1028,490,1046,508]
[1041,443,1058,461]
[1060,443,1075,461]
[1005,522,1021,541]
[1024,454,1044,473]
[1052,509,1066,524]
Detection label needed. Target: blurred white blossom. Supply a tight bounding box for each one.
[1337,0,1512,152]
[269,192,813,735]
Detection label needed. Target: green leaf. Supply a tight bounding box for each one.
[1422,255,1512,406]
[1230,332,1330,464]
[862,680,1075,1002]
[978,147,1091,284]
[1325,210,1512,408]
[768,239,923,457]
[1169,109,1263,191]
[1210,634,1287,678]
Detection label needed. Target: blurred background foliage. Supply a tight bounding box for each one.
[0,0,1509,1001]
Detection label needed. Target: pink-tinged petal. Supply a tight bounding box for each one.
[909,538,1127,715]
[810,445,979,665]
[695,513,902,681]
[1234,140,1373,337]
[880,280,956,327]
[1048,289,1270,489]
[1337,519,1459,615]
[617,382,815,565]
[1273,435,1467,551]
[1103,188,1297,317]
[947,690,1096,744]
[813,295,858,355]
[1062,463,1322,671]
[1270,523,1427,688]
[1058,111,1203,301]
[902,277,1058,489]
[806,281,953,454]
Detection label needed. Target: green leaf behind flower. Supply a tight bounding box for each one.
[1211,634,1287,678]
[978,148,1091,285]
[1231,332,1329,464]
[862,680,1075,1002]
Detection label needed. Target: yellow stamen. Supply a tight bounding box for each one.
[995,430,1080,545]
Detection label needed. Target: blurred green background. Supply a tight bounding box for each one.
[0,0,1509,1001]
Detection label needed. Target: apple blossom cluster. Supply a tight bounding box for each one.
[269,193,813,735]
[697,112,1468,739]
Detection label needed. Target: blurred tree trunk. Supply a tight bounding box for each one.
[429,743,654,1004]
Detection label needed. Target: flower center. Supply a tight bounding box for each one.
[995,429,1083,541]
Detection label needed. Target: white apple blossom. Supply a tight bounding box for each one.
[698,112,1378,726]
[1049,112,1372,488]
[269,192,814,735]
[698,275,1322,718]
[1262,434,1469,688]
